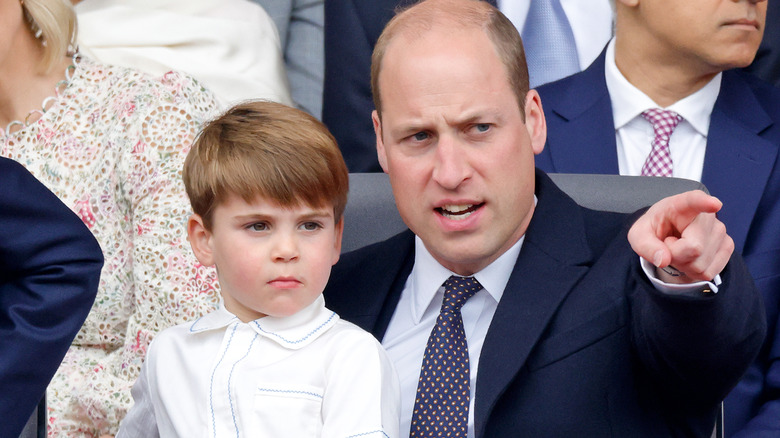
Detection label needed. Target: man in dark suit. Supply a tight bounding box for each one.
[323,0,766,436]
[0,157,103,437]
[535,0,780,435]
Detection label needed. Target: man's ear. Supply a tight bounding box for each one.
[331,216,345,265]
[524,89,548,155]
[373,110,389,174]
[187,214,215,266]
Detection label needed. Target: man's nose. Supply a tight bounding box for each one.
[432,135,472,190]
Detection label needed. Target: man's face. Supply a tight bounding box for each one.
[373,26,546,276]
[625,0,766,73]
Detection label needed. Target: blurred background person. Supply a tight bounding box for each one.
[74,0,292,108]
[1,0,222,435]
[253,0,324,119]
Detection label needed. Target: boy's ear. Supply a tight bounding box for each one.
[331,217,345,265]
[187,214,215,266]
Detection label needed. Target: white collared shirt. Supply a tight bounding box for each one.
[382,235,524,438]
[604,39,722,181]
[118,295,400,438]
[499,0,614,72]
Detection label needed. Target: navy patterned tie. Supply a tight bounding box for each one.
[410,276,483,437]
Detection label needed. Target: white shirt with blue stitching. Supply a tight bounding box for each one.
[118,295,400,437]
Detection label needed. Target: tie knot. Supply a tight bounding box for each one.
[641,108,683,137]
[441,276,482,314]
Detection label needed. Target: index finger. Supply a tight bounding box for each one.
[628,190,722,268]
[660,190,722,227]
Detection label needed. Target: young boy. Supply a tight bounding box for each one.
[117,101,400,437]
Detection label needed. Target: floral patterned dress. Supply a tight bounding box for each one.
[1,55,222,437]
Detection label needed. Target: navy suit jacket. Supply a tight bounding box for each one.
[0,158,103,437]
[324,170,765,437]
[322,0,497,172]
[536,51,780,436]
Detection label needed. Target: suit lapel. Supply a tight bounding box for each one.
[541,49,620,174]
[701,71,778,252]
[474,172,593,437]
[327,231,415,337]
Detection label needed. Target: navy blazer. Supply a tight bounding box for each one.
[536,51,780,436]
[0,158,103,437]
[324,170,765,437]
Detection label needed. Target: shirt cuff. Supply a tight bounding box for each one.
[640,257,721,294]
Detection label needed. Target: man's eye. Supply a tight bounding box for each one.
[412,131,430,141]
[474,123,490,133]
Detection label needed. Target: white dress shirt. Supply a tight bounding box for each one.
[382,235,524,438]
[499,0,614,71]
[604,39,722,181]
[118,295,400,438]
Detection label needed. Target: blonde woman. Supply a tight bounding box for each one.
[1,0,223,435]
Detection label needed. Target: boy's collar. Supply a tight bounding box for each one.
[187,295,339,350]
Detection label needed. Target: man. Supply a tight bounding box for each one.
[535,0,780,435]
[322,0,613,172]
[323,0,766,436]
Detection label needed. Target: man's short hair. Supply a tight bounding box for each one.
[183,100,349,230]
[370,0,529,119]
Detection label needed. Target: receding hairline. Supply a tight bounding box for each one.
[389,0,495,40]
[371,0,528,118]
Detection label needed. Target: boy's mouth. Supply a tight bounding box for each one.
[269,277,302,289]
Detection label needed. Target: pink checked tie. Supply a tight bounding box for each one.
[640,108,683,177]
[410,276,482,437]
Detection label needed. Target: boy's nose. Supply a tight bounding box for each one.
[271,233,299,262]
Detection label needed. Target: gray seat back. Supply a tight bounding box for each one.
[342,172,708,253]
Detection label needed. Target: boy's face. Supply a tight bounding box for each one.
[188,193,343,322]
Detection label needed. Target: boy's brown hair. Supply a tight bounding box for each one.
[183,100,349,230]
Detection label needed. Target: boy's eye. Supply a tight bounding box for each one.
[249,222,268,231]
[300,222,322,231]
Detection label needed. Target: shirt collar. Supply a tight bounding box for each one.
[188,295,339,350]
[604,38,721,136]
[407,222,526,324]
